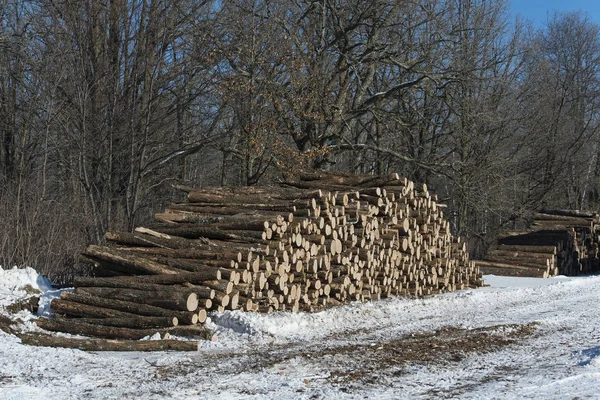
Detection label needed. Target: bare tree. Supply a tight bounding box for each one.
[3,0,600,280]
[520,11,600,211]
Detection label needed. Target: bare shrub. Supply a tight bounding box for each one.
[0,184,93,285]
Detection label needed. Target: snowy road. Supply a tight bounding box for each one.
[2,266,600,399]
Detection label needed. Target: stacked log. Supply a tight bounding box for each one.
[34,170,484,347]
[475,210,600,278]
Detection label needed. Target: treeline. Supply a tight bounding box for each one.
[1,0,600,283]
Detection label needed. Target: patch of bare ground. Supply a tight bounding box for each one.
[151,322,537,392]
[0,373,16,385]
[0,314,17,334]
[0,294,39,334]
[4,292,40,314]
[321,322,538,385]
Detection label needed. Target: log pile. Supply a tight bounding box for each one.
[34,170,484,348]
[476,210,600,278]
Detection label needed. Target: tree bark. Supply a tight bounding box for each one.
[147,225,265,241]
[539,209,597,218]
[19,333,201,351]
[492,244,557,254]
[36,318,215,341]
[123,246,242,262]
[74,287,198,311]
[51,298,199,325]
[36,317,168,340]
[72,316,178,329]
[475,263,546,278]
[167,203,297,214]
[83,245,183,275]
[475,260,548,273]
[73,270,222,287]
[105,231,208,250]
[532,212,594,222]
[483,255,551,269]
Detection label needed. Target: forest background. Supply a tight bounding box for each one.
[1,0,599,283]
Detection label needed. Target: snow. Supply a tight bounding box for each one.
[2,265,600,399]
[0,266,53,304]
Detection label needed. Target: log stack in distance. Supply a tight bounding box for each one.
[475,210,600,278]
[33,170,484,350]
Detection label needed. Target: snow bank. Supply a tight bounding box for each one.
[0,265,67,319]
[0,265,53,294]
[0,265,52,306]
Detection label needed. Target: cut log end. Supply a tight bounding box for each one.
[187,293,199,312]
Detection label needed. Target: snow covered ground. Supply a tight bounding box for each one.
[2,265,600,399]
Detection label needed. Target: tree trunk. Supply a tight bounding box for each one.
[492,244,557,254]
[83,245,183,275]
[105,231,208,250]
[72,316,178,329]
[74,287,198,311]
[36,318,215,340]
[59,293,198,319]
[36,317,168,340]
[51,298,199,325]
[73,270,222,287]
[19,333,202,351]
[147,225,265,241]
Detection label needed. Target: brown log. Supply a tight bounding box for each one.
[162,325,217,341]
[474,260,547,273]
[532,212,594,222]
[18,333,201,351]
[60,292,195,319]
[155,258,231,275]
[155,213,270,231]
[51,298,137,319]
[539,209,597,218]
[197,298,212,309]
[75,287,198,312]
[36,317,168,340]
[156,209,294,224]
[167,203,297,214]
[186,186,323,201]
[531,221,592,230]
[190,219,268,232]
[124,247,242,262]
[492,244,557,254]
[71,316,178,329]
[475,264,546,278]
[73,280,201,296]
[483,255,551,269]
[237,295,254,311]
[147,225,266,242]
[83,245,182,275]
[73,270,221,287]
[212,291,230,307]
[187,191,290,205]
[184,285,215,300]
[79,255,136,277]
[288,170,403,188]
[218,268,241,284]
[36,318,216,341]
[203,280,233,294]
[105,231,208,250]
[498,231,570,246]
[486,249,555,260]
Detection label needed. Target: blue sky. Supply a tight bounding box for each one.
[510,0,600,26]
